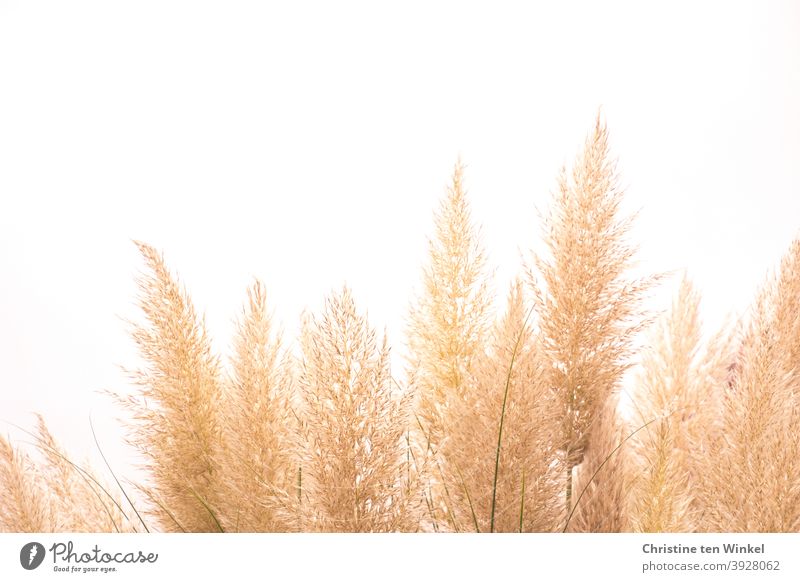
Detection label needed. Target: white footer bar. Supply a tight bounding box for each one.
[2,533,798,581]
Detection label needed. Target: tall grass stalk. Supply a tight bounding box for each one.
[297,287,421,531]
[406,161,493,529]
[628,278,731,532]
[442,281,562,532]
[217,279,298,532]
[122,242,224,532]
[528,114,657,521]
[702,240,800,531]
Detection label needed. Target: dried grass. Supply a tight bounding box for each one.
[442,280,563,532]
[627,278,731,532]
[216,280,298,532]
[406,160,494,529]
[0,433,49,532]
[700,241,800,532]
[3,117,799,533]
[1,417,136,533]
[296,287,422,532]
[567,394,630,533]
[527,114,659,520]
[121,241,224,532]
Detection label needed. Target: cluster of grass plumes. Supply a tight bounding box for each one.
[3,114,800,533]
[436,280,564,532]
[698,240,800,532]
[0,416,137,533]
[295,288,422,532]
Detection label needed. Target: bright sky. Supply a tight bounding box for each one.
[1,1,799,474]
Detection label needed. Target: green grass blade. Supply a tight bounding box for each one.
[185,484,224,532]
[8,421,127,532]
[562,416,658,532]
[137,485,187,532]
[490,306,535,533]
[89,416,150,532]
[453,461,480,533]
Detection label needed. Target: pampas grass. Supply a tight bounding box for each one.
[122,241,224,532]
[1,417,136,533]
[407,160,493,454]
[217,280,298,532]
[441,280,563,532]
[527,115,658,519]
[406,160,494,530]
[0,433,49,532]
[627,278,731,533]
[296,287,421,532]
[2,115,799,533]
[566,395,630,533]
[701,240,800,532]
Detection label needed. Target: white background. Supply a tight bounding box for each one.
[1,533,799,581]
[1,1,799,477]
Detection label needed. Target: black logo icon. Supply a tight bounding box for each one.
[20,542,46,570]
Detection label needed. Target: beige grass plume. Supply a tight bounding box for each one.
[217,280,298,532]
[627,277,730,533]
[1,417,137,533]
[407,160,493,451]
[566,394,630,532]
[406,160,493,529]
[0,432,50,532]
[702,239,800,532]
[528,113,658,519]
[122,241,224,532]
[297,287,420,532]
[442,279,563,532]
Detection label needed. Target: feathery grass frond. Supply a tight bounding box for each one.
[33,416,133,532]
[298,287,421,532]
[566,395,630,532]
[2,417,139,533]
[442,280,563,532]
[406,161,494,529]
[0,433,49,532]
[703,239,800,532]
[528,113,658,517]
[407,160,494,452]
[628,277,731,532]
[123,241,223,532]
[217,279,298,532]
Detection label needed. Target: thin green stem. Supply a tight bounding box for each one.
[90,417,150,532]
[9,421,127,532]
[453,461,480,533]
[185,485,224,532]
[490,306,535,533]
[562,417,658,532]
